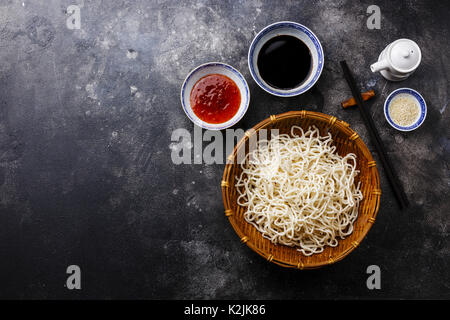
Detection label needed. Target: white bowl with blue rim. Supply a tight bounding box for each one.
[248,21,324,97]
[384,88,427,132]
[180,62,250,130]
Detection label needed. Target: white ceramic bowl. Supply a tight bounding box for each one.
[384,88,427,132]
[180,62,250,130]
[248,21,324,97]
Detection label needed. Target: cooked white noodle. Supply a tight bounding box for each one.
[235,125,363,256]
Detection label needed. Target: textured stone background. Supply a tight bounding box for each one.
[0,0,448,299]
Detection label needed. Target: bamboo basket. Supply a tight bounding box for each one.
[222,110,381,269]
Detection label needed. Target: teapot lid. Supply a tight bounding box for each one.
[389,39,421,72]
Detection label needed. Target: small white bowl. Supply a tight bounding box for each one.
[248,21,324,97]
[384,88,427,132]
[180,62,250,130]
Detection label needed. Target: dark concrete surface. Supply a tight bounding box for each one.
[0,0,448,299]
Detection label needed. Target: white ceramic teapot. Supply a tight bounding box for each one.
[370,39,421,81]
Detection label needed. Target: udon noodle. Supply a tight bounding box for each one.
[236,125,363,256]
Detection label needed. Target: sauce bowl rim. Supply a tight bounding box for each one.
[180,62,250,130]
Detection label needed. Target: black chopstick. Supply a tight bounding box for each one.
[340,60,409,210]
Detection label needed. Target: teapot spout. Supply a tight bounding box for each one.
[370,59,390,73]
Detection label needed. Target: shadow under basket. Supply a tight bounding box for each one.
[221,110,381,269]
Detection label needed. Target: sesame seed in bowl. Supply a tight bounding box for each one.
[384,88,427,132]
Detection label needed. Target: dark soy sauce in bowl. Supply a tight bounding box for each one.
[257,35,312,90]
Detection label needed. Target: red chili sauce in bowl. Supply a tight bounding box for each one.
[190,74,241,124]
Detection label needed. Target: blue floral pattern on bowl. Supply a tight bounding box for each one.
[248,21,324,97]
[384,88,427,132]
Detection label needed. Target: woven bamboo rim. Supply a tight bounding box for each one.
[222,110,381,269]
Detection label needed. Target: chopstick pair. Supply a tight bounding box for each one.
[340,60,409,210]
